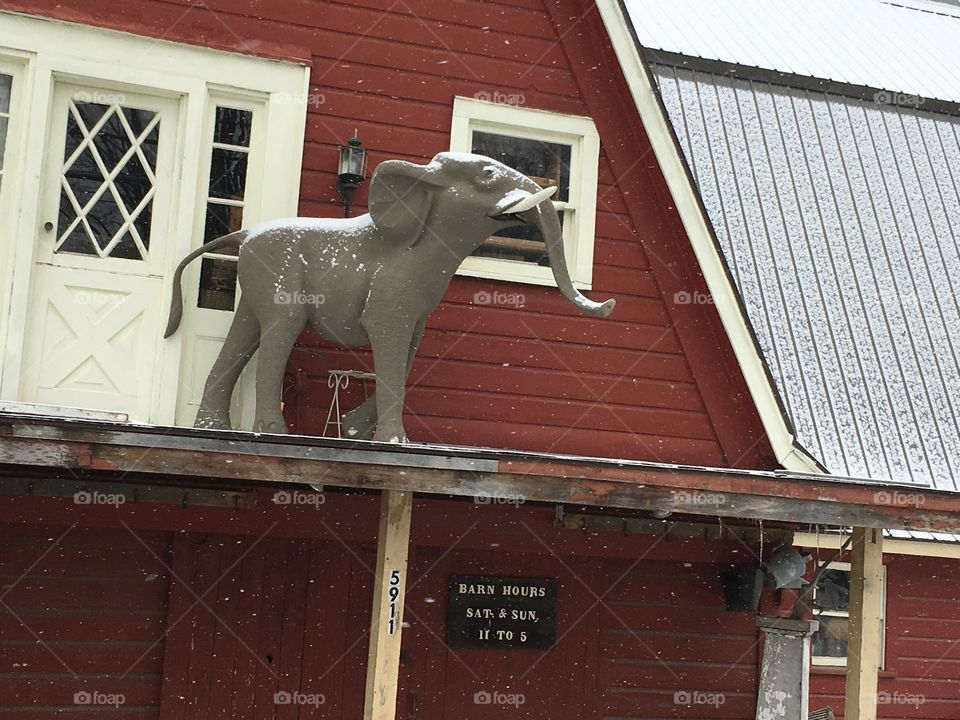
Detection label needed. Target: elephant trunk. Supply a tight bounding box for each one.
[525,201,615,318]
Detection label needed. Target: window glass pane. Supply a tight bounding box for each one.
[813,569,850,611]
[209,147,248,200]
[56,100,157,260]
[471,130,571,202]
[469,130,571,265]
[198,256,238,310]
[812,615,848,658]
[213,107,253,147]
[0,73,11,113]
[472,212,566,266]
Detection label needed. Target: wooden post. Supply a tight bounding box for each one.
[363,490,413,720]
[843,527,884,720]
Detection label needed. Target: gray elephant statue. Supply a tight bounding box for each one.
[164,151,615,442]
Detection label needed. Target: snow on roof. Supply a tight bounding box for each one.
[650,63,960,492]
[626,0,960,104]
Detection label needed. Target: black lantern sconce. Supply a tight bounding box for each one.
[336,131,367,217]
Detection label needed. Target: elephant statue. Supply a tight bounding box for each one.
[164,151,615,442]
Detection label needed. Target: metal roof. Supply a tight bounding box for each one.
[651,64,960,492]
[626,0,960,104]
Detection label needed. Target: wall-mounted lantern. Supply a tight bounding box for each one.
[336,131,367,217]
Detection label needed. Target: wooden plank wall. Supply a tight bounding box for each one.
[0,524,172,720]
[159,533,374,720]
[596,558,763,719]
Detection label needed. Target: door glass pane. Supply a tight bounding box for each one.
[0,73,12,187]
[208,148,249,200]
[470,130,572,265]
[199,105,252,311]
[0,74,10,114]
[0,116,7,170]
[55,97,160,261]
[213,107,252,147]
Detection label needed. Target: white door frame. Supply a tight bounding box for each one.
[0,13,309,424]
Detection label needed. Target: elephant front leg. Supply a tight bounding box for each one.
[365,325,416,443]
[344,320,425,440]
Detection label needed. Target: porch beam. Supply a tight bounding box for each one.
[363,490,412,720]
[3,423,960,531]
[843,527,884,720]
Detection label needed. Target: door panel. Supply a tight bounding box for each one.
[19,83,179,420]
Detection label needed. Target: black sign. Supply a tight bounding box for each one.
[446,575,557,649]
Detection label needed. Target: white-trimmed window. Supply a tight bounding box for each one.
[810,561,887,667]
[450,96,600,289]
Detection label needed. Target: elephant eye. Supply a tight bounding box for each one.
[482,165,497,179]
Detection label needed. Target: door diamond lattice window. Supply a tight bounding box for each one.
[55,98,160,260]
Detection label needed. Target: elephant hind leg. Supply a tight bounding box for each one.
[196,300,260,430]
[252,315,305,434]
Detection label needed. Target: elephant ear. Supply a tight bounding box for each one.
[369,160,440,247]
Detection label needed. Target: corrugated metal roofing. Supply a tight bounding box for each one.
[627,0,960,104]
[651,64,960,492]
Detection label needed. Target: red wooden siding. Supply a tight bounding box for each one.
[159,533,374,720]
[809,554,960,720]
[3,0,775,470]
[0,524,172,720]
[597,560,761,720]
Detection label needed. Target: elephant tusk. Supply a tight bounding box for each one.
[491,186,558,216]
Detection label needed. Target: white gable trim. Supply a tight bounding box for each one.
[596,0,820,473]
[795,532,960,560]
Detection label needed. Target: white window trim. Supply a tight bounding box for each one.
[0,12,309,424]
[810,560,887,669]
[450,96,599,290]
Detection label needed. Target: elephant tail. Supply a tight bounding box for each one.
[163,231,245,338]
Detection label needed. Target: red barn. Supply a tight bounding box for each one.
[0,1,956,719]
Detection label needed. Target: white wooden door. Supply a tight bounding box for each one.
[19,83,179,420]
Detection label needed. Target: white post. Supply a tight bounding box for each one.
[843,527,884,720]
[363,490,413,720]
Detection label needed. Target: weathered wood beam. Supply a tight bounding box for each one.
[844,527,884,720]
[363,490,412,720]
[1,425,959,531]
